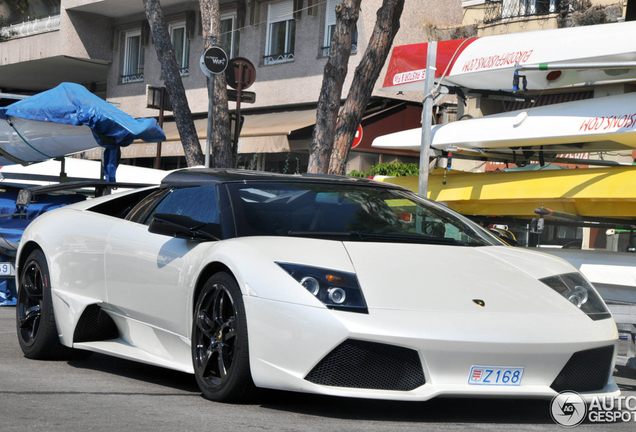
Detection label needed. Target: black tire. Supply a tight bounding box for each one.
[192,272,255,402]
[16,249,89,360]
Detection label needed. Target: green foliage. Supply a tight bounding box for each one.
[369,162,419,177]
[347,170,369,178]
[348,161,420,178]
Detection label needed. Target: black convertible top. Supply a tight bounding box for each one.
[160,168,405,190]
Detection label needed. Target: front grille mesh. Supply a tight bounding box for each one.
[305,339,425,391]
[551,345,614,393]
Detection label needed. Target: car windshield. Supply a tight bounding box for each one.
[227,182,502,246]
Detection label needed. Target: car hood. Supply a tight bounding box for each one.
[342,242,584,314]
[232,237,589,314]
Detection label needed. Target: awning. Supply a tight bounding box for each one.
[106,109,318,158]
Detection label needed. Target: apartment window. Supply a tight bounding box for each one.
[487,0,558,23]
[322,0,357,57]
[122,30,144,83]
[221,13,239,59]
[264,0,295,65]
[170,21,190,76]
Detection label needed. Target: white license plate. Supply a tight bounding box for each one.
[0,262,15,276]
[468,366,524,386]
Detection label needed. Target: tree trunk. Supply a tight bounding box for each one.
[199,0,233,168]
[143,0,204,167]
[307,0,361,174]
[328,0,405,175]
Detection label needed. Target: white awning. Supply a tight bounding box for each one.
[89,109,318,159]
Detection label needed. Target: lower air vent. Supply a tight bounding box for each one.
[305,339,425,391]
[551,345,615,393]
[73,304,119,343]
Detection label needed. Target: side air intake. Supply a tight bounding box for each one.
[73,305,119,343]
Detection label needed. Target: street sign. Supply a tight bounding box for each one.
[227,89,256,104]
[226,57,256,90]
[200,46,228,77]
[351,124,363,148]
[146,86,172,111]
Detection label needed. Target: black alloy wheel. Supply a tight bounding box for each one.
[16,254,45,350]
[192,272,255,402]
[16,249,89,360]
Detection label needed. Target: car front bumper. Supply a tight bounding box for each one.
[244,296,620,401]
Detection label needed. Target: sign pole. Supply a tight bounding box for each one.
[155,87,165,169]
[205,73,214,168]
[234,62,244,152]
[419,41,437,199]
[200,42,228,169]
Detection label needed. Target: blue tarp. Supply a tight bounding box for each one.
[0,82,166,181]
[0,187,86,306]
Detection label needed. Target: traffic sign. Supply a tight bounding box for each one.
[227,89,256,104]
[200,46,228,76]
[226,57,256,90]
[351,124,363,148]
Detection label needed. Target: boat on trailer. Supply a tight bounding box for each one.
[382,21,636,93]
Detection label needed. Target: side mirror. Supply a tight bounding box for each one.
[149,213,222,241]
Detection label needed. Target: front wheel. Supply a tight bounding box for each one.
[192,272,255,402]
[16,249,88,360]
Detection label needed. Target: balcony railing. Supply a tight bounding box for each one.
[0,14,61,39]
[122,73,144,84]
[321,43,358,58]
[264,52,295,65]
[484,0,559,24]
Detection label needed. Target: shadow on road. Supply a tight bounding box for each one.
[68,352,200,393]
[258,390,554,424]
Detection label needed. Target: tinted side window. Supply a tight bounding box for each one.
[145,185,219,225]
[126,189,170,223]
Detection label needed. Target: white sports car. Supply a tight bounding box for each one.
[15,169,619,402]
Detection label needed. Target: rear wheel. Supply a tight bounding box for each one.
[192,272,255,402]
[16,249,88,360]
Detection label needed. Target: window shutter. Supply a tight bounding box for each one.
[141,21,150,47]
[186,11,195,39]
[294,0,303,19]
[326,0,337,26]
[268,0,294,23]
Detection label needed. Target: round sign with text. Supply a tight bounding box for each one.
[202,46,228,75]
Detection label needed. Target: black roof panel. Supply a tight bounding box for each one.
[160,168,405,190]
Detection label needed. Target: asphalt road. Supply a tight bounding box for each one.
[1,306,635,432]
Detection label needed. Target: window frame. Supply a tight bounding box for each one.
[122,29,144,84]
[322,0,357,58]
[220,12,239,59]
[264,0,296,65]
[169,21,190,76]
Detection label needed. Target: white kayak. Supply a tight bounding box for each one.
[372,92,636,154]
[382,21,636,93]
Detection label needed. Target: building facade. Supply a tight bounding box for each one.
[0,0,463,173]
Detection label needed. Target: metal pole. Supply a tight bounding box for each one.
[234,62,244,160]
[418,41,437,198]
[205,37,217,169]
[155,88,164,170]
[205,76,214,169]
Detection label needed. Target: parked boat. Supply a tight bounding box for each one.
[382,21,636,93]
[372,92,636,157]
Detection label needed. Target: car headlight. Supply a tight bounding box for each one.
[540,273,612,321]
[277,262,368,314]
